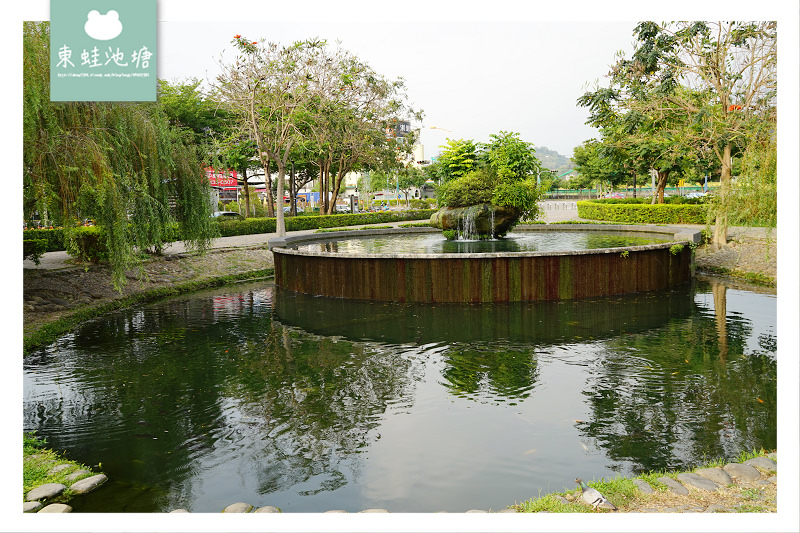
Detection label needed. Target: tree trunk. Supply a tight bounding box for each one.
[241,168,251,219]
[289,161,297,217]
[712,144,732,249]
[328,155,349,214]
[275,161,286,237]
[651,170,669,204]
[632,169,637,198]
[264,159,275,218]
[320,157,330,214]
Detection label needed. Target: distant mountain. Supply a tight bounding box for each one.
[535,146,575,175]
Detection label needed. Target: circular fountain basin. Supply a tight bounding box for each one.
[268,224,701,303]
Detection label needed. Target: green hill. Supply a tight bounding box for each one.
[535,146,575,174]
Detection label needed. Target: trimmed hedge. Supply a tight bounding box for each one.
[577,199,707,224]
[215,210,436,237]
[22,228,66,252]
[23,211,437,253]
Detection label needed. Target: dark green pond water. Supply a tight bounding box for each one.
[23,278,776,513]
[292,231,671,254]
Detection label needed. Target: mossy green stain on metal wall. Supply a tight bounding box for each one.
[480,260,493,302]
[558,256,574,300]
[508,258,522,301]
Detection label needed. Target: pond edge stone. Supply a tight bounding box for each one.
[676,472,719,492]
[38,503,72,513]
[722,463,762,482]
[743,457,777,472]
[26,483,66,501]
[657,477,689,495]
[69,473,108,494]
[694,467,733,486]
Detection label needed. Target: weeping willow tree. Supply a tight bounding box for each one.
[23,22,216,288]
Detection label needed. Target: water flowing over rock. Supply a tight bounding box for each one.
[430,204,521,239]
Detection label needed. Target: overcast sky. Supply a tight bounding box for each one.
[12,0,798,161]
[157,19,639,158]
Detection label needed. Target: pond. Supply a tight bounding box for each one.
[290,230,672,254]
[23,278,776,513]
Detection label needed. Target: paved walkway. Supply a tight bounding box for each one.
[23,201,776,271]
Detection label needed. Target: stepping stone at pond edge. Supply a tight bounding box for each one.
[768,475,777,484]
[38,503,72,513]
[47,463,73,475]
[703,503,729,513]
[324,510,348,513]
[767,452,776,461]
[465,510,489,513]
[65,469,91,481]
[656,477,689,496]
[723,463,762,483]
[23,501,42,513]
[676,472,719,492]
[743,457,777,472]
[497,508,519,513]
[170,509,190,513]
[359,509,390,513]
[27,483,66,501]
[554,495,570,504]
[694,467,733,486]
[632,479,655,494]
[222,502,253,513]
[69,473,108,494]
[254,506,281,513]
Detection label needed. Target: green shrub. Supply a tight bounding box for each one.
[65,226,109,263]
[577,199,707,224]
[436,169,495,208]
[22,228,66,252]
[23,239,48,265]
[491,177,541,219]
[409,198,435,209]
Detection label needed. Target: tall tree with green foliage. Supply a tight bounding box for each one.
[23,22,216,288]
[581,21,776,247]
[215,35,420,230]
[157,78,228,147]
[572,139,621,194]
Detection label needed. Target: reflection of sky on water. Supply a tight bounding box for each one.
[695,288,776,355]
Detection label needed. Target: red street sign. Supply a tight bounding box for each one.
[205,167,239,187]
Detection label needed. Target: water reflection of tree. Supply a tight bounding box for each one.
[576,281,776,473]
[440,343,539,402]
[24,286,418,510]
[222,320,418,497]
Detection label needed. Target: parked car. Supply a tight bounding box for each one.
[685,191,707,199]
[603,193,624,199]
[211,211,243,220]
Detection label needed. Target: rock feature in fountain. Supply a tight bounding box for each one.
[430,132,545,240]
[429,203,521,239]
